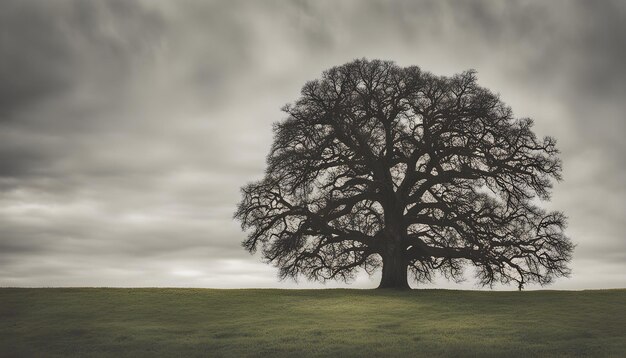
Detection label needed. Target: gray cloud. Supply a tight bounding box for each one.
[0,0,624,289]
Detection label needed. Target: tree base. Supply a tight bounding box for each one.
[377,279,410,290]
[378,252,409,289]
[376,285,411,290]
[377,271,410,289]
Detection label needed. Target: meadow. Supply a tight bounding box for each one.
[1,288,624,357]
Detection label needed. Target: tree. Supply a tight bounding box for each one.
[235,59,573,289]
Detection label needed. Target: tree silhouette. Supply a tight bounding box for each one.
[235,59,573,289]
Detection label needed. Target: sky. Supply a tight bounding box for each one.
[1,0,624,290]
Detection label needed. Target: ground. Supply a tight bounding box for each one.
[1,288,624,357]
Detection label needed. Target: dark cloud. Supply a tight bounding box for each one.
[0,0,165,117]
[0,0,624,289]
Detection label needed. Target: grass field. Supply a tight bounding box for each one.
[1,288,625,357]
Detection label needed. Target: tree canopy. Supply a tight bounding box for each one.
[235,59,573,289]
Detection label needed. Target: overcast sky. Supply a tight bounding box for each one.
[1,0,624,289]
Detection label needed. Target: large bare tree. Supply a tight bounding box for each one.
[235,59,573,289]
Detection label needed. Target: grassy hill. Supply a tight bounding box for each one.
[1,288,624,357]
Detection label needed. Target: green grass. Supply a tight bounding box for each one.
[1,288,625,357]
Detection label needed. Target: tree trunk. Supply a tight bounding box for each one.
[378,246,410,289]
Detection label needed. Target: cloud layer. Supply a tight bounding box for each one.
[1,0,624,289]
